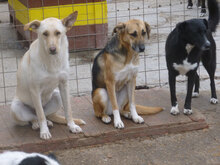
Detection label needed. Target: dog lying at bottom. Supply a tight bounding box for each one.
[10,11,85,140]
[92,19,163,129]
[166,0,219,115]
[0,151,60,165]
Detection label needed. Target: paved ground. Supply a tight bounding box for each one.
[55,89,220,165]
[0,88,207,153]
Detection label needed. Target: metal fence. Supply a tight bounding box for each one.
[0,0,219,104]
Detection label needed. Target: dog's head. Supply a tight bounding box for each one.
[24,11,78,55]
[176,19,210,50]
[112,19,151,53]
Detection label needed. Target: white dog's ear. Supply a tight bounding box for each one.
[62,11,78,31]
[24,20,41,32]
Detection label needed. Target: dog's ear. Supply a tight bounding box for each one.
[112,22,125,35]
[203,19,208,29]
[62,11,78,31]
[176,21,187,33]
[24,20,41,32]
[144,22,151,39]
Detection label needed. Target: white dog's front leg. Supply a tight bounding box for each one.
[59,80,82,133]
[127,78,144,124]
[30,90,51,140]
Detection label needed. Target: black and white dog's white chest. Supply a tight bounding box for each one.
[172,44,198,75]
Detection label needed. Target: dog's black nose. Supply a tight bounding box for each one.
[139,44,145,52]
[204,41,210,50]
[49,47,56,54]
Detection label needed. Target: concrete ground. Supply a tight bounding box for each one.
[56,89,220,165]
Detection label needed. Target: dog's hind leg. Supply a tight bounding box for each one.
[192,72,200,98]
[202,56,218,104]
[199,0,206,17]
[10,98,37,126]
[187,0,193,9]
[92,88,111,124]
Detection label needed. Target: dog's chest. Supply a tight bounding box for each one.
[115,63,138,86]
[173,59,197,75]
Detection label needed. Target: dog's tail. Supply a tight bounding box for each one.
[208,0,219,32]
[47,113,86,125]
[136,105,163,115]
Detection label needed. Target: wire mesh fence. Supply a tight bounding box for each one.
[0,0,219,104]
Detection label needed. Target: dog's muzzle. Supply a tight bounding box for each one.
[202,40,210,50]
[132,44,145,52]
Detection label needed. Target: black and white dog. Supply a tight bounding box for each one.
[166,0,219,115]
[187,0,206,17]
[0,151,60,165]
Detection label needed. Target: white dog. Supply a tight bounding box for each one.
[0,151,60,165]
[10,11,85,140]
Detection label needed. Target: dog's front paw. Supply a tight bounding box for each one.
[183,109,193,115]
[170,105,180,115]
[32,120,53,130]
[40,129,52,140]
[102,115,111,124]
[114,119,124,129]
[69,124,82,133]
[210,98,218,104]
[132,115,144,124]
[192,92,199,98]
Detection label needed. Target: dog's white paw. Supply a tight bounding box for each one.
[199,12,206,17]
[102,115,111,124]
[32,120,53,130]
[132,115,144,124]
[113,109,124,129]
[170,105,180,115]
[187,6,193,9]
[32,121,40,130]
[192,92,199,98]
[122,111,132,119]
[183,109,193,115]
[210,98,218,104]
[114,119,124,129]
[69,124,82,133]
[40,129,52,140]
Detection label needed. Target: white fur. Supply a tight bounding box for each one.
[113,110,124,129]
[115,63,138,82]
[102,115,111,123]
[173,59,197,75]
[10,15,82,140]
[0,151,60,165]
[183,108,193,115]
[170,104,180,115]
[185,44,195,54]
[192,92,199,98]
[210,98,218,104]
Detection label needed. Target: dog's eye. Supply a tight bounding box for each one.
[142,30,146,36]
[55,31,61,36]
[130,31,137,37]
[43,32,48,37]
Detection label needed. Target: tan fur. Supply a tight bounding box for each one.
[92,19,163,128]
[47,113,85,125]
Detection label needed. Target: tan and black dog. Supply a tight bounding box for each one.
[91,19,163,129]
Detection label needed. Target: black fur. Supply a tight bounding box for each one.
[18,156,48,165]
[166,0,219,114]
